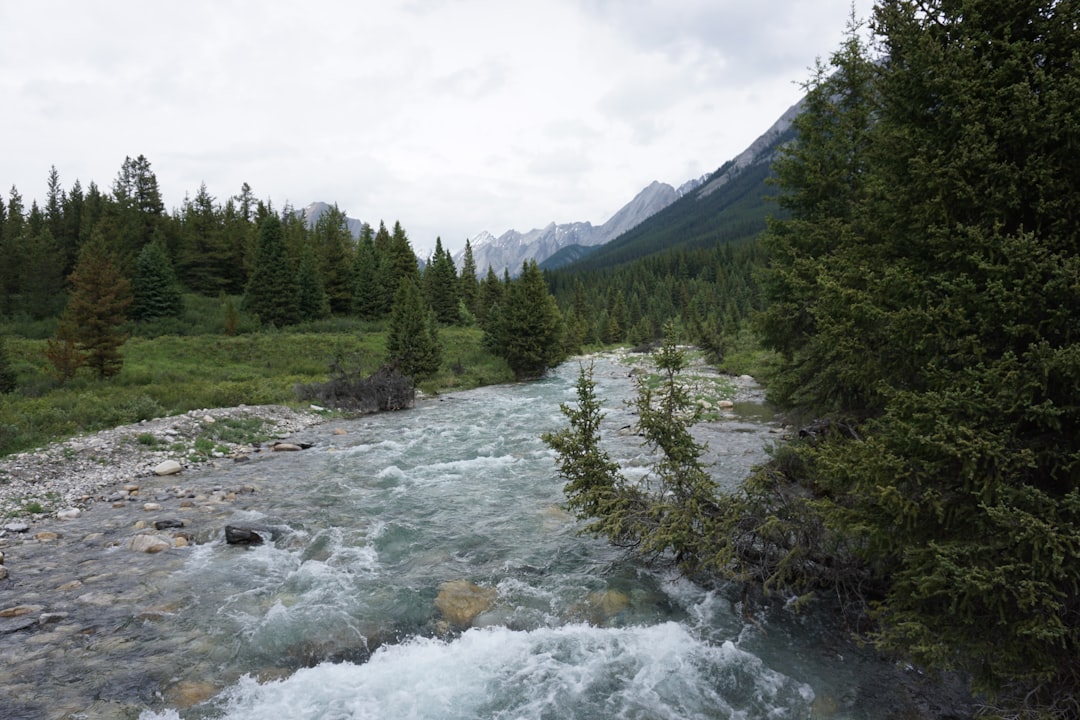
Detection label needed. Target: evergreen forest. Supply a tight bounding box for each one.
[3,1,1079,716]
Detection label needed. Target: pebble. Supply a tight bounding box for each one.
[0,405,324,520]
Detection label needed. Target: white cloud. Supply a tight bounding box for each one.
[1,0,875,252]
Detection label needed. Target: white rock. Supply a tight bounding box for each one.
[202,415,216,424]
[57,508,82,520]
[153,460,183,476]
[125,534,172,554]
[4,521,30,533]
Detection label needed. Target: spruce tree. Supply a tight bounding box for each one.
[485,260,564,379]
[423,237,461,325]
[751,3,1080,708]
[243,215,301,327]
[459,238,480,318]
[130,233,183,322]
[312,204,355,314]
[53,230,132,379]
[386,277,441,382]
[352,226,384,319]
[296,244,330,321]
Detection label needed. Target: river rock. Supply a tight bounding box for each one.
[272,443,302,452]
[154,519,185,530]
[125,534,173,554]
[153,460,183,476]
[57,508,82,520]
[4,521,30,533]
[434,580,497,626]
[0,567,6,581]
[224,525,263,545]
[0,604,44,618]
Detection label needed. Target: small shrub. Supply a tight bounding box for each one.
[297,355,414,413]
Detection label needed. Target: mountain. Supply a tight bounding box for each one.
[298,202,368,238]
[454,176,707,277]
[552,97,802,274]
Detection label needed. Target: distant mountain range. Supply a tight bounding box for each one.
[299,96,802,277]
[454,176,707,277]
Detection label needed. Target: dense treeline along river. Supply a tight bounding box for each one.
[3,355,927,719]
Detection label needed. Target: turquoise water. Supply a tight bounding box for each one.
[122,357,883,719]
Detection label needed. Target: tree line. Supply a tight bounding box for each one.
[0,156,566,386]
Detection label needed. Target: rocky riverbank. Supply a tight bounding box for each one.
[0,404,327,524]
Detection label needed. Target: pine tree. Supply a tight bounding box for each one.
[386,277,441,382]
[312,204,355,314]
[296,244,330,321]
[423,237,461,325]
[131,233,184,322]
[750,3,1080,708]
[352,225,384,319]
[485,260,564,379]
[243,215,301,327]
[53,230,132,379]
[459,238,480,318]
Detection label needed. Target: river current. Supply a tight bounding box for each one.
[4,354,927,718]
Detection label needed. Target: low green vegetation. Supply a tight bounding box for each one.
[0,326,511,457]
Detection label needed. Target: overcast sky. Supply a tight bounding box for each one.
[2,0,875,254]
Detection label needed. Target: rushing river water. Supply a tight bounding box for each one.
[1,355,942,719]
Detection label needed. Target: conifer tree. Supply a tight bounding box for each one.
[386,277,441,382]
[484,260,564,379]
[243,215,301,327]
[423,237,461,325]
[352,226,384,319]
[296,244,330,321]
[53,230,132,379]
[751,4,1080,708]
[130,232,183,322]
[459,239,480,318]
[312,204,355,314]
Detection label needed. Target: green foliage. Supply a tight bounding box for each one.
[296,244,331,321]
[130,234,184,322]
[386,278,442,383]
[53,230,133,379]
[544,334,723,575]
[243,215,301,327]
[484,260,565,379]
[750,3,1080,710]
[423,237,462,325]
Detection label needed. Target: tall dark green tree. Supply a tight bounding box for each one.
[751,3,1080,710]
[130,233,184,322]
[296,243,330,321]
[52,230,132,379]
[352,225,384,319]
[484,260,564,379]
[386,277,441,382]
[243,215,301,327]
[312,204,355,314]
[423,237,461,325]
[459,238,480,319]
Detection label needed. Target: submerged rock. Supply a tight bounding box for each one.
[434,579,497,626]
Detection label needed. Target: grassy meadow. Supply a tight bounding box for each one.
[0,317,514,458]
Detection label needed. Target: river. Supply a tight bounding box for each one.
[1,353,953,718]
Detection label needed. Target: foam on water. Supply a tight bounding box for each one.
[140,623,813,720]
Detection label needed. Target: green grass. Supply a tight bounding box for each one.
[0,326,513,457]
